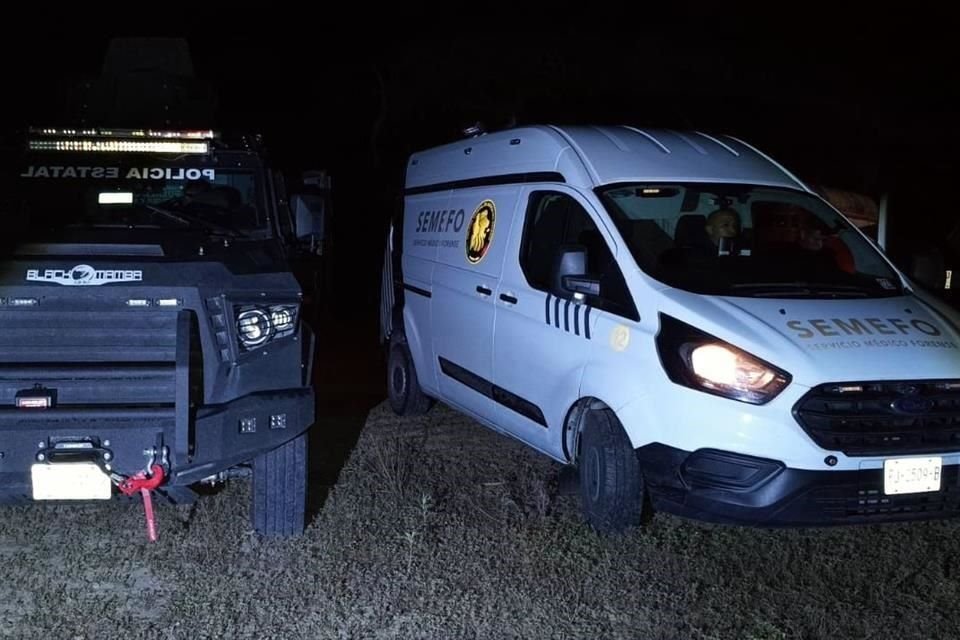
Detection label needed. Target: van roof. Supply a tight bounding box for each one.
[405,125,811,193]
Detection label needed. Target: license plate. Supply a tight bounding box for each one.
[883,457,942,495]
[31,463,112,500]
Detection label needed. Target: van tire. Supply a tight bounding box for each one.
[578,408,645,534]
[387,339,433,416]
[251,431,307,537]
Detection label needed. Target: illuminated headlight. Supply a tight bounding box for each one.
[657,314,790,405]
[234,303,299,351]
[271,307,294,331]
[237,309,272,348]
[684,343,787,403]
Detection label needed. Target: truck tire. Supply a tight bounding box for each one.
[251,431,307,537]
[578,408,645,534]
[387,339,433,416]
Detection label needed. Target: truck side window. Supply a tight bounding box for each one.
[520,191,638,321]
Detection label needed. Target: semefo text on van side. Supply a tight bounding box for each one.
[415,209,465,234]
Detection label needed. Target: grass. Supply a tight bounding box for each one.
[3,402,960,639]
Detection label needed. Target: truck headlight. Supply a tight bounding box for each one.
[237,309,272,348]
[235,303,299,351]
[656,314,790,404]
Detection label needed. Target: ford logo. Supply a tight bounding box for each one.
[891,397,935,414]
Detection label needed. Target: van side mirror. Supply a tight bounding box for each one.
[552,245,600,298]
[562,275,600,297]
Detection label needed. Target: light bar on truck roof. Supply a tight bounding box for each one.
[28,127,215,154]
[31,127,216,140]
[29,140,210,154]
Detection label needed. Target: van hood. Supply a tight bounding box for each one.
[658,289,960,386]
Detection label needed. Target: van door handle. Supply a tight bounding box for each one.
[499,293,518,305]
[476,285,492,296]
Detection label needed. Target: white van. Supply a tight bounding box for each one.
[380,125,960,532]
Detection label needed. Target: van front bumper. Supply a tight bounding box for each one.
[640,444,960,526]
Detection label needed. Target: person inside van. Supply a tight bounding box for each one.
[672,207,742,259]
[666,208,740,267]
[704,207,742,250]
[753,203,855,273]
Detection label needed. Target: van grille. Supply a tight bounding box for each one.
[794,380,960,456]
[810,466,960,519]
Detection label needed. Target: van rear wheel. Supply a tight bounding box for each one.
[387,339,433,416]
[578,408,645,534]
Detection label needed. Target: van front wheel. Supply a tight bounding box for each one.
[578,409,645,534]
[387,340,433,416]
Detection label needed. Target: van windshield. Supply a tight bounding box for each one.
[596,183,902,298]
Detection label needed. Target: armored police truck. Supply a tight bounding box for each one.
[382,125,960,532]
[0,126,322,538]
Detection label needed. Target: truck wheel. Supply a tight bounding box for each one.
[251,431,307,537]
[387,339,433,416]
[578,408,645,534]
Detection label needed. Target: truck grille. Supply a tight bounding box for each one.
[0,310,178,362]
[0,310,199,406]
[794,380,960,456]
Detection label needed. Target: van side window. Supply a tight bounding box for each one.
[520,191,638,321]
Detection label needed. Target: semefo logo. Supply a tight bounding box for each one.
[466,199,496,265]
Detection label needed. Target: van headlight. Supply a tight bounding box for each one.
[656,314,790,404]
[235,303,299,351]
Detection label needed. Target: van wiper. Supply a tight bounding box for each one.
[144,204,246,238]
[730,282,878,298]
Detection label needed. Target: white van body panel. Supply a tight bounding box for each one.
[615,378,817,465]
[429,187,515,419]
[492,185,602,459]
[579,307,657,413]
[548,126,810,191]
[401,294,435,394]
[656,289,960,386]
[406,127,567,189]
[401,190,448,395]
[615,382,960,474]
[407,126,810,193]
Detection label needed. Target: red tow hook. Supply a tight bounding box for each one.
[116,464,166,542]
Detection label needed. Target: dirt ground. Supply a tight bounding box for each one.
[4,397,960,639]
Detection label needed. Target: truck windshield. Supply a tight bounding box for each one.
[6,154,267,238]
[597,183,902,298]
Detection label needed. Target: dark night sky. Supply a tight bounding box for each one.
[1,13,957,308]
[3,16,957,184]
